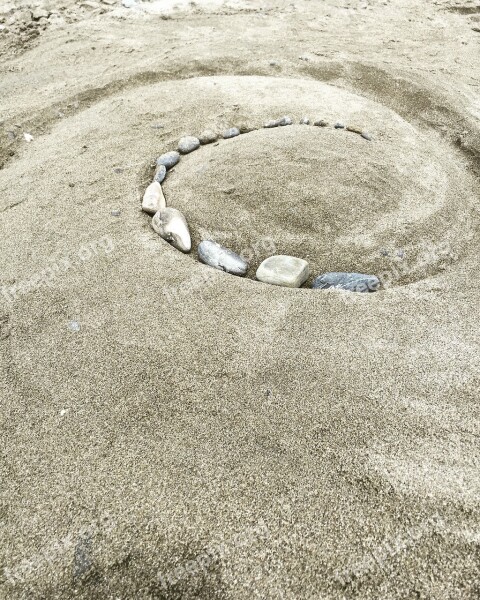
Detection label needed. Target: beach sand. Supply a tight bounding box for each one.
[1,0,479,598]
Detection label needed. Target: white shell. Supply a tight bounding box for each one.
[142,181,166,215]
[152,208,191,253]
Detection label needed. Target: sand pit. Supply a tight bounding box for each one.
[1,1,480,599]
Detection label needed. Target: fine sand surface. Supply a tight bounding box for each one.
[1,1,480,598]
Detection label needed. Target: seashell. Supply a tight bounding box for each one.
[151,208,191,253]
[256,255,309,288]
[142,181,166,215]
[198,240,248,276]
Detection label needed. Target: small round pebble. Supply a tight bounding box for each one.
[111,209,121,217]
[154,164,166,183]
[178,136,200,154]
[300,117,310,125]
[156,151,180,170]
[264,120,279,128]
[334,122,346,129]
[198,130,218,145]
[313,119,328,127]
[223,127,240,139]
[278,116,293,126]
[312,272,380,293]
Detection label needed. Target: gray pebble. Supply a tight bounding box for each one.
[178,136,200,154]
[111,209,121,217]
[300,117,310,125]
[223,127,240,139]
[313,119,328,127]
[278,116,293,126]
[198,240,248,276]
[334,122,346,129]
[154,164,166,183]
[156,151,180,170]
[361,131,372,141]
[198,130,218,145]
[312,272,380,293]
[264,120,279,128]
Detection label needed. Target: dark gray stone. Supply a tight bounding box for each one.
[312,272,380,293]
[334,122,345,129]
[198,240,248,276]
[313,119,328,127]
[156,151,180,170]
[223,127,240,139]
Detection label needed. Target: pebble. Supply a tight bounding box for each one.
[23,132,33,142]
[278,116,293,126]
[151,208,191,253]
[300,117,310,124]
[223,127,240,139]
[198,240,248,276]
[111,209,121,217]
[239,123,256,134]
[178,136,200,154]
[346,125,363,134]
[198,130,218,145]
[264,119,279,128]
[361,131,372,141]
[142,181,166,215]
[154,164,166,183]
[334,122,345,129]
[313,119,328,127]
[312,272,380,293]
[256,255,309,288]
[156,151,180,170]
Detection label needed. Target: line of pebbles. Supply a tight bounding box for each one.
[142,116,380,293]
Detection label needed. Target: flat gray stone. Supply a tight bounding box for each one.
[198,241,248,276]
[156,151,180,170]
[278,116,293,126]
[334,122,345,129]
[361,131,372,141]
[154,164,166,183]
[256,255,309,288]
[312,272,380,293]
[178,136,200,154]
[223,127,240,139]
[263,120,279,128]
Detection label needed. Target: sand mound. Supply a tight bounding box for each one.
[1,4,480,598]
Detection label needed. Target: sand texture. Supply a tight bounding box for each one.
[1,0,480,598]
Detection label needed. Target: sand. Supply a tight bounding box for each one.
[1,0,480,598]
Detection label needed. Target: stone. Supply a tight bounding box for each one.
[334,122,345,129]
[278,116,293,126]
[238,123,255,134]
[346,125,363,134]
[154,164,166,183]
[198,130,218,145]
[178,136,200,154]
[313,119,328,127]
[32,8,49,19]
[312,272,380,293]
[300,117,310,124]
[156,151,180,170]
[142,181,166,215]
[361,131,372,141]
[264,119,279,128]
[198,240,248,276]
[223,127,240,139]
[151,208,191,253]
[256,255,309,288]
